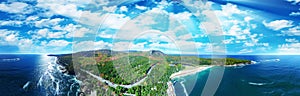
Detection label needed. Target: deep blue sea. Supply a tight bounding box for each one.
[0,54,80,96]
[173,55,300,96]
[0,54,47,96]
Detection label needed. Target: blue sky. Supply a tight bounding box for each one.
[0,0,299,55]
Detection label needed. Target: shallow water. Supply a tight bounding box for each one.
[173,55,300,96]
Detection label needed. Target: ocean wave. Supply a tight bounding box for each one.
[248,82,274,86]
[38,56,81,96]
[180,79,189,96]
[23,81,31,90]
[259,59,280,63]
[0,58,20,62]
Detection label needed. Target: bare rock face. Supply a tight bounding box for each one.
[149,50,166,56]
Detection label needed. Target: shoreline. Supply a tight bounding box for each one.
[170,65,213,79]
[167,65,213,96]
[167,63,255,96]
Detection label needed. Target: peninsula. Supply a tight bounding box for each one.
[50,49,251,96]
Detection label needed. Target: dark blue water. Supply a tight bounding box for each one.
[0,54,80,96]
[0,54,47,96]
[173,55,300,96]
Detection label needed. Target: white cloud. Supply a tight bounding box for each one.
[47,40,70,47]
[130,42,147,50]
[71,26,91,38]
[238,49,253,54]
[37,0,131,29]
[216,3,245,17]
[37,29,48,37]
[73,41,112,52]
[48,32,67,38]
[263,20,293,31]
[98,32,113,38]
[35,18,64,28]
[5,34,17,42]
[101,14,131,29]
[102,6,117,12]
[54,24,92,38]
[112,42,131,51]
[36,2,82,19]
[226,24,241,36]
[0,2,32,14]
[222,37,235,44]
[244,16,253,22]
[177,34,193,41]
[135,5,147,10]
[289,12,300,16]
[282,26,300,36]
[278,43,300,54]
[120,6,128,12]
[286,0,300,5]
[244,42,255,47]
[0,30,18,43]
[257,43,269,47]
[0,30,16,38]
[0,29,36,52]
[285,38,299,43]
[200,21,223,35]
[204,44,226,53]
[36,28,67,39]
[26,16,39,21]
[169,12,192,20]
[0,20,23,26]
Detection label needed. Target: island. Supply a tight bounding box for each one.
[50,49,252,96]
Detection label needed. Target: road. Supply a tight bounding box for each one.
[80,64,157,89]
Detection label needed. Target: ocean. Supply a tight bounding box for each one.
[1,54,300,96]
[0,54,80,96]
[173,55,300,96]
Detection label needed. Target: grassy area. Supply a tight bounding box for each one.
[166,56,251,66]
[56,50,251,96]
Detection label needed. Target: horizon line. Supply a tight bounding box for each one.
[1,53,300,55]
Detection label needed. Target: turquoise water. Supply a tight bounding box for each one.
[173,55,300,96]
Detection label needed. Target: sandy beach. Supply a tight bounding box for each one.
[167,65,213,96]
[170,65,213,79]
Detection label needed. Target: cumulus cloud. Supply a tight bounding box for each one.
[222,37,235,44]
[0,20,23,26]
[53,24,91,38]
[282,26,300,36]
[46,40,70,47]
[238,49,253,54]
[36,1,83,18]
[0,30,19,43]
[285,38,299,43]
[216,3,245,17]
[0,2,33,14]
[278,43,300,54]
[0,29,36,52]
[35,18,64,28]
[120,6,128,12]
[135,5,147,10]
[35,28,69,39]
[244,16,253,22]
[48,32,67,38]
[289,12,300,16]
[263,20,294,31]
[73,41,112,52]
